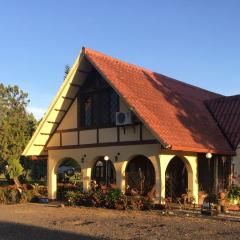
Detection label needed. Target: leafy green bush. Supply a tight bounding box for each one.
[0,185,46,204]
[64,188,153,211]
[228,185,240,200]
[0,189,6,203]
[5,189,20,203]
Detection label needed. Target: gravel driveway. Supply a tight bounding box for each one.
[0,204,240,240]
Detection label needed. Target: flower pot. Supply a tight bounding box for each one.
[219,192,225,200]
[216,205,221,213]
[221,205,227,213]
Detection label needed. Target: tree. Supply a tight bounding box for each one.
[0,84,37,186]
[64,65,71,80]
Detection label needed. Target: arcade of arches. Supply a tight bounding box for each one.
[47,151,199,204]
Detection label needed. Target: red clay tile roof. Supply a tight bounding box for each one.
[84,47,234,155]
[206,95,240,150]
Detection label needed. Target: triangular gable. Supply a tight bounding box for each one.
[23,47,235,156]
[23,52,91,156]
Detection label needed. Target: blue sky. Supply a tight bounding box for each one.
[0,1,240,119]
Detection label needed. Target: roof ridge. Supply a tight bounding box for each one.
[207,94,240,103]
[84,47,222,98]
[152,72,223,97]
[84,47,148,72]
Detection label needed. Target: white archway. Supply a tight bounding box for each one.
[48,156,81,200]
[120,155,159,197]
[159,153,198,204]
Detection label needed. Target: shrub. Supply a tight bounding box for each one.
[20,190,34,203]
[64,188,153,211]
[0,189,6,203]
[5,189,20,203]
[0,185,45,204]
[228,185,240,200]
[65,191,79,206]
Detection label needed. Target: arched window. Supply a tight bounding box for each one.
[126,155,155,196]
[95,160,104,178]
[92,157,116,185]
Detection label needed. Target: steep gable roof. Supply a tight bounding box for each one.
[84,48,234,155]
[23,47,235,156]
[206,95,240,150]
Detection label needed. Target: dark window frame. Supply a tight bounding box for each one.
[78,71,119,130]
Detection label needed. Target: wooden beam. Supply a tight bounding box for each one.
[46,140,159,151]
[54,109,67,113]
[47,121,59,125]
[40,133,53,136]
[62,96,74,100]
[31,155,48,160]
[70,83,81,88]
[34,144,45,147]
[78,69,91,74]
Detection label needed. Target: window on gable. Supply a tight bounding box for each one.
[79,70,119,128]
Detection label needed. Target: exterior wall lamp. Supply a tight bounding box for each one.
[206,152,212,159]
[115,152,120,162]
[81,154,87,163]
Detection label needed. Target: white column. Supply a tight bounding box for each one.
[115,161,127,192]
[184,155,198,204]
[82,167,92,191]
[47,156,57,200]
[158,154,175,204]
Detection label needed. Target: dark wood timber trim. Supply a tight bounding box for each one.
[62,96,74,100]
[55,128,78,133]
[31,155,48,160]
[117,126,120,142]
[96,128,99,143]
[60,132,62,146]
[47,121,60,125]
[78,69,91,74]
[40,133,53,136]
[70,83,81,88]
[46,140,159,151]
[77,131,80,145]
[55,124,141,134]
[54,109,67,113]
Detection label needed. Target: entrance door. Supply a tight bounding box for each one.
[165,157,188,201]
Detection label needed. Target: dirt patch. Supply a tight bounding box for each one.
[0,204,240,240]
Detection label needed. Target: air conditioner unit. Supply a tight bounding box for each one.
[115,112,132,126]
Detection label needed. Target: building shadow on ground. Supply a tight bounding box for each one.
[0,221,103,240]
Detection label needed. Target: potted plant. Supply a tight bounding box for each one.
[228,185,240,205]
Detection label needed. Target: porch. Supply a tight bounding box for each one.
[46,144,231,204]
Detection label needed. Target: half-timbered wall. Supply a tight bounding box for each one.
[47,67,156,150]
[47,98,156,149]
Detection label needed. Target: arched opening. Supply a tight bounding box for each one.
[91,157,116,185]
[125,155,155,196]
[165,156,188,201]
[56,157,82,200]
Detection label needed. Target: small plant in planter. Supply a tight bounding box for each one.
[228,185,240,205]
